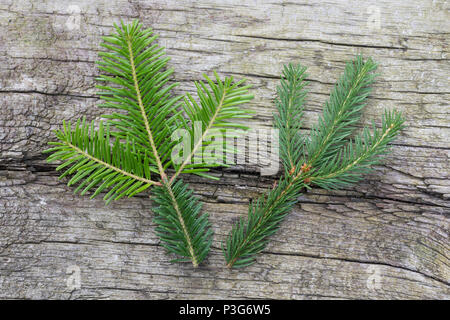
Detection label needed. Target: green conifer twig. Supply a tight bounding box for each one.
[224,56,405,268]
[44,20,254,267]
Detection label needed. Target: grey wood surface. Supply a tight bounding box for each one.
[0,0,449,299]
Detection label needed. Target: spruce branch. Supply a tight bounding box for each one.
[273,63,308,171]
[44,20,253,267]
[224,56,405,268]
[311,110,405,190]
[306,56,378,169]
[224,174,306,268]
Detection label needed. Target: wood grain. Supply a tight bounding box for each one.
[0,0,448,299]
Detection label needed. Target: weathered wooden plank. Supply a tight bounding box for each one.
[0,170,448,299]
[0,0,449,299]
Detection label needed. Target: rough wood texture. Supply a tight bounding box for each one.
[0,0,449,299]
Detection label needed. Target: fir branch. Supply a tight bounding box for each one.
[126,28,166,180]
[44,20,254,267]
[44,118,157,204]
[96,21,183,177]
[170,73,254,183]
[224,57,405,268]
[153,179,213,266]
[97,21,206,265]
